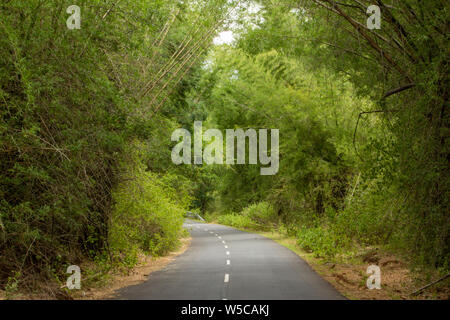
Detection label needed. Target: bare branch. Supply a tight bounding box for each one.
[382,83,415,99]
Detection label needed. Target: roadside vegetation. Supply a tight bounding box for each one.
[0,0,448,299]
[0,0,231,298]
[195,0,449,298]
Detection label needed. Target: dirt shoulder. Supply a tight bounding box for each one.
[0,237,191,300]
[79,237,191,300]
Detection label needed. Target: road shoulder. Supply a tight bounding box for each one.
[79,237,191,300]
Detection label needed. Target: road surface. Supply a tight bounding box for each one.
[115,219,345,300]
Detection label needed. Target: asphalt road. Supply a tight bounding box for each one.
[116,219,345,300]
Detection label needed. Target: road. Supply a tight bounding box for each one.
[115,219,345,300]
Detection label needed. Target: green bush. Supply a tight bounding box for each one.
[217,202,279,230]
[296,225,351,258]
[109,151,187,264]
[217,214,258,230]
[241,202,278,225]
[330,180,399,247]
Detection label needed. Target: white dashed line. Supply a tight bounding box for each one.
[222,240,226,244]
[209,231,213,234]
[224,274,229,283]
[215,234,218,236]
[226,259,230,265]
[226,251,230,255]
[224,245,228,249]
[218,236,222,239]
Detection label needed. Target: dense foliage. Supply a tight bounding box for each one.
[193,0,448,270]
[0,0,231,294]
[0,0,447,296]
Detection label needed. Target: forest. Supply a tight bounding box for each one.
[0,0,448,298]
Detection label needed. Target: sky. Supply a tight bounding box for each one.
[213,30,235,45]
[212,1,263,46]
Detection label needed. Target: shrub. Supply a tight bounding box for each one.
[217,214,258,230]
[109,148,187,265]
[296,225,351,258]
[241,201,278,225]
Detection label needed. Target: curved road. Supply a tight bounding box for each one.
[116,219,344,300]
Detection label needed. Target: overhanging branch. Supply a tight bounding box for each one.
[382,83,415,99]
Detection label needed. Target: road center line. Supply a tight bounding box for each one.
[224,274,229,283]
[226,251,230,255]
[222,240,226,244]
[226,259,230,265]
[224,245,228,248]
[218,236,222,239]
